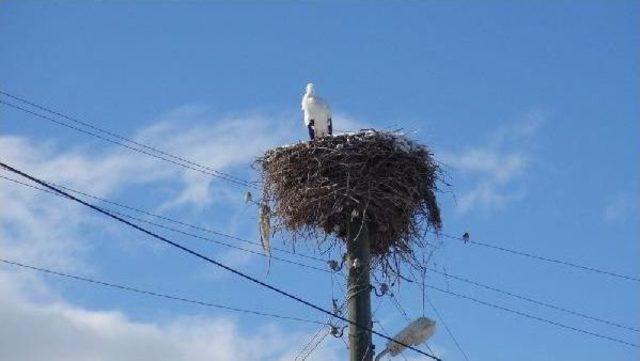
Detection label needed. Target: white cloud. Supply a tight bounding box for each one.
[138,108,366,210]
[142,110,292,210]
[440,111,543,214]
[0,107,349,360]
[0,107,300,268]
[0,105,464,361]
[0,269,340,361]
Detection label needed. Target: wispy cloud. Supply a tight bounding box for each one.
[604,193,637,222]
[0,106,444,361]
[0,107,346,360]
[0,270,339,361]
[142,108,294,210]
[0,107,301,266]
[440,110,544,214]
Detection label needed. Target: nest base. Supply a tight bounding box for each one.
[258,130,442,277]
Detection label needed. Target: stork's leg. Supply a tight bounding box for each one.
[308,123,315,140]
[328,118,333,136]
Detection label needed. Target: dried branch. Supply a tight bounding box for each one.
[257,130,442,280]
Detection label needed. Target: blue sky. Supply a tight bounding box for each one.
[0,2,638,361]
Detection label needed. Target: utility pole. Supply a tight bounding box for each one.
[260,130,442,360]
[347,221,373,361]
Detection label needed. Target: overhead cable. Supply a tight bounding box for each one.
[0,174,325,264]
[425,266,640,333]
[0,161,441,361]
[0,97,255,189]
[0,257,322,325]
[438,233,640,283]
[425,283,639,349]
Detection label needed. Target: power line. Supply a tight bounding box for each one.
[384,295,444,361]
[0,161,441,361]
[6,90,635,285]
[437,233,640,283]
[375,321,411,361]
[121,211,330,273]
[0,98,255,189]
[425,283,640,349]
[295,323,332,361]
[0,174,326,273]
[389,293,411,322]
[424,294,471,361]
[6,173,638,344]
[0,257,323,325]
[425,266,640,333]
[301,329,331,361]
[122,211,331,274]
[296,324,328,360]
[0,174,328,274]
[11,90,634,282]
[7,173,638,345]
[0,90,253,187]
[0,173,326,265]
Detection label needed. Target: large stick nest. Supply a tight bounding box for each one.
[257,130,442,277]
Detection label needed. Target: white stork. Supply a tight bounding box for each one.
[301,83,332,140]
